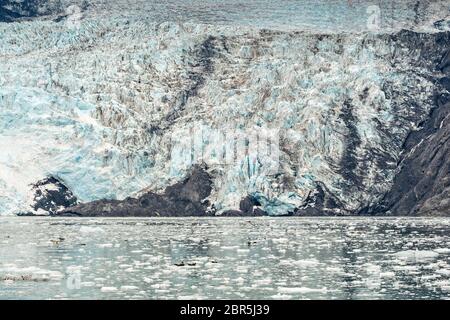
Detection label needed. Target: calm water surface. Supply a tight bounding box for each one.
[0,217,450,300]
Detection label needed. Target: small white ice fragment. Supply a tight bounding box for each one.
[279,287,328,294]
[393,250,439,263]
[434,248,450,254]
[80,226,105,234]
[120,285,139,291]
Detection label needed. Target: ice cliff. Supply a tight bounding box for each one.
[0,1,449,216]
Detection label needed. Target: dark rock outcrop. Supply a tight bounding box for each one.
[438,48,450,73]
[239,195,261,214]
[58,165,213,217]
[376,99,450,216]
[372,31,450,216]
[338,99,363,190]
[434,19,450,31]
[19,176,78,216]
[368,44,450,216]
[293,182,347,216]
[0,1,22,22]
[0,0,63,22]
[221,195,267,216]
[221,210,245,217]
[163,36,218,127]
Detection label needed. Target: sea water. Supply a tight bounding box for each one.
[0,217,449,300]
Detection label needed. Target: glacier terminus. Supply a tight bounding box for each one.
[0,0,450,217]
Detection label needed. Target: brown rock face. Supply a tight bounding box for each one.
[378,99,450,216]
[58,165,213,217]
[372,43,450,216]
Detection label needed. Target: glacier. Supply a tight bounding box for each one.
[0,0,450,216]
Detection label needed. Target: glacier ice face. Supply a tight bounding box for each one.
[3,0,450,32]
[0,2,449,215]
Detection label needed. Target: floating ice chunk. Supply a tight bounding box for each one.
[271,238,289,244]
[97,243,113,248]
[35,208,49,216]
[151,282,170,289]
[221,246,239,250]
[236,266,248,273]
[254,278,272,285]
[94,277,106,282]
[393,250,439,263]
[235,277,245,284]
[279,258,319,268]
[81,282,95,287]
[278,287,327,294]
[178,295,207,300]
[325,267,342,273]
[434,248,450,254]
[101,287,118,293]
[143,277,152,284]
[436,269,450,276]
[441,286,450,292]
[0,265,63,282]
[271,293,293,300]
[393,265,419,272]
[120,285,139,291]
[80,226,105,234]
[380,271,395,278]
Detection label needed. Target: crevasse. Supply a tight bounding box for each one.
[0,15,444,215]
